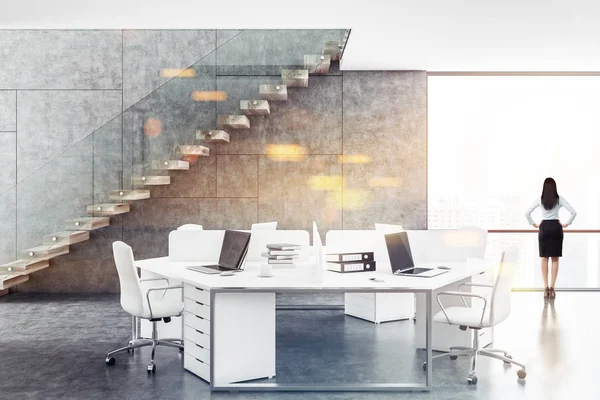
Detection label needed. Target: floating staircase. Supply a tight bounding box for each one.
[0,36,347,296]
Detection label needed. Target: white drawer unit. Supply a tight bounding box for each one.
[344,292,414,324]
[181,285,276,385]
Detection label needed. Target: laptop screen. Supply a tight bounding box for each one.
[384,232,415,273]
[218,230,252,269]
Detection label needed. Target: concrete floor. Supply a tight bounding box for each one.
[0,292,596,400]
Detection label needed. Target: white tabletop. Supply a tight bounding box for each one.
[136,258,489,293]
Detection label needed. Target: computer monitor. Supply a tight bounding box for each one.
[218,230,252,269]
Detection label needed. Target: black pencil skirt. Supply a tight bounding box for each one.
[538,220,564,257]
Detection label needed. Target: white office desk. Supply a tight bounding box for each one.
[136,257,489,392]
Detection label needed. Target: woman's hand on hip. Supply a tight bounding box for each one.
[561,223,568,228]
[533,223,539,228]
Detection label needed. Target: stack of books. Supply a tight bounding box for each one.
[262,243,301,266]
[326,252,376,273]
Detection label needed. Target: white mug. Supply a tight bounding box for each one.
[259,263,273,277]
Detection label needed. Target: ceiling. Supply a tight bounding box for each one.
[3,0,600,71]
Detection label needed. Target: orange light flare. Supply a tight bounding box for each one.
[143,118,162,137]
[191,91,228,101]
[182,154,200,164]
[160,68,196,78]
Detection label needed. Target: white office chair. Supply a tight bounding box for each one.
[105,241,184,373]
[424,247,526,385]
[251,221,277,230]
[177,224,203,230]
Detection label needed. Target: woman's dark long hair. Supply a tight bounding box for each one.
[541,177,559,210]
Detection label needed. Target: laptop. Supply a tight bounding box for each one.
[187,230,251,274]
[384,232,449,278]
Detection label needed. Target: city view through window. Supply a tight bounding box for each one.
[428,76,600,288]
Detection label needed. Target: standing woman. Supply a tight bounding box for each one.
[525,177,577,299]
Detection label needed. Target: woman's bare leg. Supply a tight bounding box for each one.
[541,257,549,288]
[550,257,560,288]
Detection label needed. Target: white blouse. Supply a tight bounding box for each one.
[525,196,577,226]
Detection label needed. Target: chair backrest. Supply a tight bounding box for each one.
[489,247,518,325]
[457,226,488,258]
[112,241,144,317]
[177,224,204,231]
[251,221,277,231]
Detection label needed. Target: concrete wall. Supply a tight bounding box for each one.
[0,30,426,304]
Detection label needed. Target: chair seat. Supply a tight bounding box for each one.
[434,306,492,328]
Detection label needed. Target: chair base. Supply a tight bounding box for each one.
[427,346,527,384]
[105,321,183,373]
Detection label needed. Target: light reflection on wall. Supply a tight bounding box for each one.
[265,144,307,162]
[334,189,370,210]
[160,68,196,78]
[369,177,402,187]
[308,176,343,191]
[338,154,371,164]
[191,91,228,101]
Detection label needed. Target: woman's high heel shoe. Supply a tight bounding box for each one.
[544,287,550,299]
[549,287,556,299]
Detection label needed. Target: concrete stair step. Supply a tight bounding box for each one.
[109,190,151,201]
[323,41,342,61]
[87,203,130,216]
[43,230,90,245]
[20,244,70,261]
[217,115,250,129]
[132,176,171,186]
[259,84,288,101]
[65,217,110,231]
[177,145,210,156]
[196,130,230,143]
[240,100,270,116]
[0,273,29,290]
[0,259,50,273]
[304,54,331,74]
[282,69,309,87]
[151,160,190,171]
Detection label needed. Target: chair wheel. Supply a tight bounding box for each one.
[467,374,478,385]
[517,369,527,379]
[147,363,156,373]
[105,357,115,366]
[449,355,458,360]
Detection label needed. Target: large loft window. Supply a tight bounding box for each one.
[427,75,600,289]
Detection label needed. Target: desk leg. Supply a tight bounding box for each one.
[426,291,433,388]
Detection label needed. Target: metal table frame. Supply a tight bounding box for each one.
[207,287,433,392]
